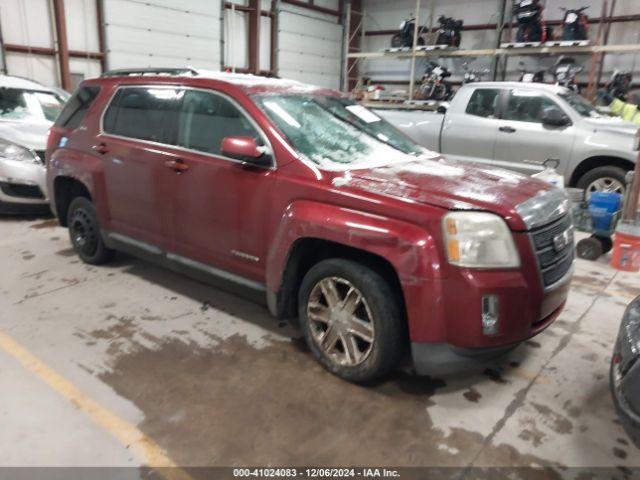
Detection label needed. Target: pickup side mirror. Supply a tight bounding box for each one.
[541,107,571,127]
[220,136,271,166]
[436,105,447,114]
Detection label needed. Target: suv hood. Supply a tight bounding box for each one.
[330,157,563,231]
[0,120,51,150]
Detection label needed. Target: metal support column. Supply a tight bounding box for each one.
[52,0,72,91]
[491,0,507,81]
[408,0,421,101]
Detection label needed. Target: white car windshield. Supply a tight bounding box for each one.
[254,95,429,170]
[0,87,66,122]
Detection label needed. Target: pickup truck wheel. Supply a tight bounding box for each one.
[298,259,405,383]
[67,197,114,265]
[577,166,627,197]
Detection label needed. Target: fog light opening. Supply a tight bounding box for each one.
[482,295,499,336]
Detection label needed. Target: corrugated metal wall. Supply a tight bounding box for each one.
[277,1,342,89]
[103,0,221,70]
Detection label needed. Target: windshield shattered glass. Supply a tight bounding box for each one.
[0,88,65,122]
[560,92,601,118]
[253,95,431,170]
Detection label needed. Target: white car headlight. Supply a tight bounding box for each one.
[442,212,520,268]
[0,138,39,163]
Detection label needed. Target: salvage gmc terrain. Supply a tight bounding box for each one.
[46,68,574,382]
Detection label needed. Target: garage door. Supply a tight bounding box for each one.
[103,0,221,70]
[277,3,342,89]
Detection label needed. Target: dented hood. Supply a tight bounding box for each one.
[330,157,563,231]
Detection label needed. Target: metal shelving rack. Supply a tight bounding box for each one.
[343,0,640,101]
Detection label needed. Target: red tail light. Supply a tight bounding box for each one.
[46,126,64,163]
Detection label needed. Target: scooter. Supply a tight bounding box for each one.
[560,6,589,41]
[391,16,426,48]
[513,0,548,43]
[519,62,546,83]
[553,56,583,93]
[434,15,463,47]
[417,62,452,101]
[462,63,490,84]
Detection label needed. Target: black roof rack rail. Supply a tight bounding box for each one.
[101,68,199,78]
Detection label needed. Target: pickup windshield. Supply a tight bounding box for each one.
[0,88,65,122]
[253,95,426,169]
[559,92,602,118]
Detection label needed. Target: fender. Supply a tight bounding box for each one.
[266,200,448,341]
[48,148,110,226]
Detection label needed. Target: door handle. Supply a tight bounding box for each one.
[165,159,190,173]
[92,142,109,154]
[499,126,517,133]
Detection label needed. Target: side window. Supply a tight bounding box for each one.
[103,87,179,143]
[504,89,564,124]
[54,86,100,129]
[466,89,501,118]
[176,90,259,155]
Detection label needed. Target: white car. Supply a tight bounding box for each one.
[0,75,68,213]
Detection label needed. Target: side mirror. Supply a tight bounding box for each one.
[436,105,447,114]
[541,107,571,127]
[220,136,271,166]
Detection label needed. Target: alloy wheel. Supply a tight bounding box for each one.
[586,176,625,196]
[306,277,375,367]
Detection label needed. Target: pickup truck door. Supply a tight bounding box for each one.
[440,87,501,164]
[493,88,575,175]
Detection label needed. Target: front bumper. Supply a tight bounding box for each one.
[0,157,49,211]
[610,299,640,448]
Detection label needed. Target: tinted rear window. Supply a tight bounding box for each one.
[55,86,100,129]
[103,87,179,143]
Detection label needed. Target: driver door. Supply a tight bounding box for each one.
[163,89,276,283]
[493,88,576,176]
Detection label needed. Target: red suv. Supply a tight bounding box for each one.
[46,68,574,382]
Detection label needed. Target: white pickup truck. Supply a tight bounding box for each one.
[377,82,639,195]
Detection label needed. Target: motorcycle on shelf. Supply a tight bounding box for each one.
[518,62,546,83]
[391,16,427,48]
[416,61,452,101]
[462,63,490,84]
[560,6,589,41]
[553,56,583,93]
[513,0,548,43]
[434,15,463,47]
[606,70,633,102]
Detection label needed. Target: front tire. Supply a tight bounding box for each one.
[298,259,406,383]
[576,165,628,198]
[67,197,115,265]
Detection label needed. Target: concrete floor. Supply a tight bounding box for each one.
[1,214,639,474]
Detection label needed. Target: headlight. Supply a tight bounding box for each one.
[443,212,520,268]
[0,138,39,163]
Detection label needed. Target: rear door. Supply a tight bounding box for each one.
[493,88,576,175]
[98,86,180,249]
[441,87,502,165]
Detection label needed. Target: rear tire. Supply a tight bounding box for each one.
[298,259,406,383]
[67,197,115,265]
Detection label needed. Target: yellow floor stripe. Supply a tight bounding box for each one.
[0,330,193,480]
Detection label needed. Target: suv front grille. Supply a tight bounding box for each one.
[530,214,574,288]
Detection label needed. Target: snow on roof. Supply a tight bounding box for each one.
[0,74,52,91]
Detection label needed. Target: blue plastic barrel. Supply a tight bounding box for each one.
[588,192,622,232]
